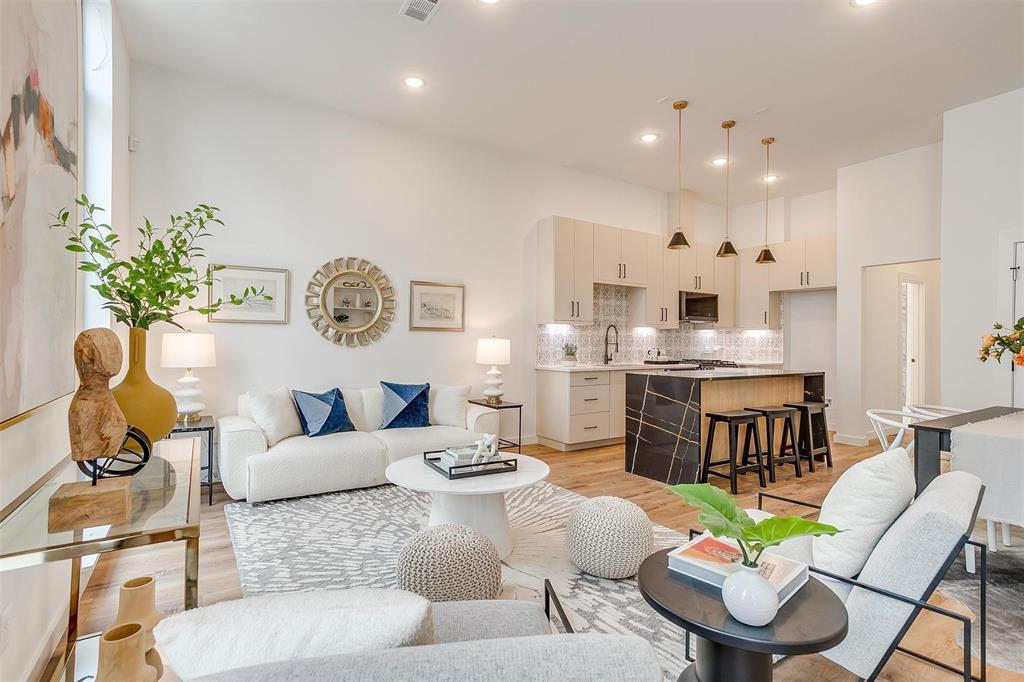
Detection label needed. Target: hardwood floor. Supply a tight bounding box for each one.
[80,439,1020,681]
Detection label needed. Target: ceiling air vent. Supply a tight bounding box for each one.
[400,0,442,23]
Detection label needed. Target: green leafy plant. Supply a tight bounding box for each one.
[562,343,578,357]
[51,195,271,330]
[979,316,1024,366]
[667,483,840,567]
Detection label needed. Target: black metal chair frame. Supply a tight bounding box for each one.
[544,579,575,634]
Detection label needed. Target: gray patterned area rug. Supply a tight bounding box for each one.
[224,482,691,679]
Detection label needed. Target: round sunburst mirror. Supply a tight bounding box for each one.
[305,258,396,346]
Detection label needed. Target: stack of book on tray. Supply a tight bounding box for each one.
[667,533,808,606]
[440,446,483,472]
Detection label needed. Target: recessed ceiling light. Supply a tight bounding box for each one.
[404,77,425,89]
[762,174,779,183]
[851,0,876,6]
[639,133,659,144]
[711,157,728,167]
[480,0,500,4]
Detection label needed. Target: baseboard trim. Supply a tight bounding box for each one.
[536,436,625,452]
[834,432,870,447]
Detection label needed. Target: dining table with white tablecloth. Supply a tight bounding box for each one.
[950,411,1024,526]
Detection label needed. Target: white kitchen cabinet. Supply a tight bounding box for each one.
[804,232,837,289]
[537,369,620,450]
[768,239,805,292]
[633,234,678,328]
[609,371,626,438]
[714,255,736,328]
[738,247,783,329]
[536,216,594,324]
[594,224,648,286]
[679,242,717,292]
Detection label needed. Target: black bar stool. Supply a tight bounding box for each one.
[701,410,768,494]
[744,405,801,482]
[783,401,834,471]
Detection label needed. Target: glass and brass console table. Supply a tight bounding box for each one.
[0,437,201,682]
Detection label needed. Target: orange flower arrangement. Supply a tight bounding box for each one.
[979,317,1024,366]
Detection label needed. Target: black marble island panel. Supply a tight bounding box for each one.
[625,369,825,485]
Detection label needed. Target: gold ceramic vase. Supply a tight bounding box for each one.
[96,623,158,682]
[112,328,177,444]
[106,576,165,652]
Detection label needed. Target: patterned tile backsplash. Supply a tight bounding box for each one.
[536,284,784,366]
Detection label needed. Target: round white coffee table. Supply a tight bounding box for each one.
[385,454,550,559]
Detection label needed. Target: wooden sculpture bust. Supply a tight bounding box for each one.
[69,328,128,462]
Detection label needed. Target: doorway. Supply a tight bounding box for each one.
[900,275,925,409]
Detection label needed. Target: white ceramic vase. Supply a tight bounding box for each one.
[721,564,779,626]
[96,623,158,682]
[107,576,165,652]
[562,357,578,366]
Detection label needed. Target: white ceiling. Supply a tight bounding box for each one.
[115,0,1023,205]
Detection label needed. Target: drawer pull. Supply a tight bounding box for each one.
[583,376,599,380]
[583,398,599,402]
[583,425,598,430]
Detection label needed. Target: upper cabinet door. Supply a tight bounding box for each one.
[593,224,621,282]
[695,243,717,292]
[768,239,806,292]
[644,234,665,325]
[662,240,680,326]
[713,255,736,327]
[550,217,576,322]
[804,232,836,289]
[678,244,698,292]
[573,220,595,323]
[619,229,648,285]
[737,247,771,328]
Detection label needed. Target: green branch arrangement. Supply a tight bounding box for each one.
[667,483,840,567]
[51,195,270,330]
[979,316,1024,366]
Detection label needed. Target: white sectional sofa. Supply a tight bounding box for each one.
[218,386,499,502]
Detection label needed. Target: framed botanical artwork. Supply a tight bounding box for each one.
[208,265,290,324]
[409,281,465,332]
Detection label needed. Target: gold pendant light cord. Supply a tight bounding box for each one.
[724,124,731,239]
[764,140,770,247]
[677,106,683,222]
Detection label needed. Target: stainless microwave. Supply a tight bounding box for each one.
[679,291,719,324]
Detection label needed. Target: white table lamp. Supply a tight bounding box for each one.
[476,337,511,405]
[161,332,216,423]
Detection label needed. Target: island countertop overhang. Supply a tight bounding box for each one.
[623,368,824,381]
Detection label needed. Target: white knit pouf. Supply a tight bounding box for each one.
[396,524,502,602]
[565,496,654,579]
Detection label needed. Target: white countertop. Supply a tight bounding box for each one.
[536,361,782,373]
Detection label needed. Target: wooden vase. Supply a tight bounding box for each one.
[111,328,176,444]
[96,623,158,682]
[106,576,165,652]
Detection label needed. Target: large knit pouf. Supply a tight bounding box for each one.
[565,496,654,579]
[396,524,502,602]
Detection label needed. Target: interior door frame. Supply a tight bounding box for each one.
[898,272,927,409]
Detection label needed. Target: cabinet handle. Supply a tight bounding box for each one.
[583,376,599,381]
[583,425,598,430]
[698,275,702,290]
[623,263,627,279]
[694,275,698,289]
[575,301,580,317]
[806,271,810,286]
[583,398,599,402]
[764,311,767,325]
[800,271,804,286]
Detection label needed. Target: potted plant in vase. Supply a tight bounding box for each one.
[52,196,269,443]
[979,316,1024,366]
[562,343,578,366]
[667,483,840,626]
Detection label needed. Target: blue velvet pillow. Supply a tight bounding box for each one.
[379,382,430,429]
[291,388,356,437]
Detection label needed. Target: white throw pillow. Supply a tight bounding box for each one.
[154,588,435,681]
[429,384,470,427]
[246,387,303,447]
[812,447,915,577]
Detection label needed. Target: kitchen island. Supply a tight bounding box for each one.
[625,368,825,485]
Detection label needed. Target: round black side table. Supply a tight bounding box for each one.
[637,548,848,682]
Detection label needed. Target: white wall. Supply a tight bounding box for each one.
[835,143,943,443]
[861,259,942,413]
[789,189,837,240]
[129,63,667,441]
[940,88,1024,409]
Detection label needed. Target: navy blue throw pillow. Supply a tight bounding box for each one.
[291,388,356,437]
[379,382,430,429]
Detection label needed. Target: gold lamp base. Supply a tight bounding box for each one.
[483,396,503,406]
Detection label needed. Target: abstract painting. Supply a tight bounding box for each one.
[0,0,80,424]
[409,281,464,331]
[208,265,290,324]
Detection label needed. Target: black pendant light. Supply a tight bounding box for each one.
[716,120,737,258]
[755,136,777,264]
[667,100,691,250]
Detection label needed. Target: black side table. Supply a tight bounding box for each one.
[637,548,848,682]
[467,399,523,453]
[170,415,216,505]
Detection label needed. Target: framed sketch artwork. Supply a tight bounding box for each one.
[409,281,465,331]
[208,265,290,324]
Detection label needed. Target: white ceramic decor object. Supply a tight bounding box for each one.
[721,565,779,627]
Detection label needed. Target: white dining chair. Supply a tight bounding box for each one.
[906,404,968,419]
[865,409,921,456]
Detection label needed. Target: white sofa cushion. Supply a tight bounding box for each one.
[812,447,915,577]
[246,388,303,447]
[372,426,481,465]
[247,431,388,502]
[428,385,471,427]
[341,387,385,433]
[154,588,435,681]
